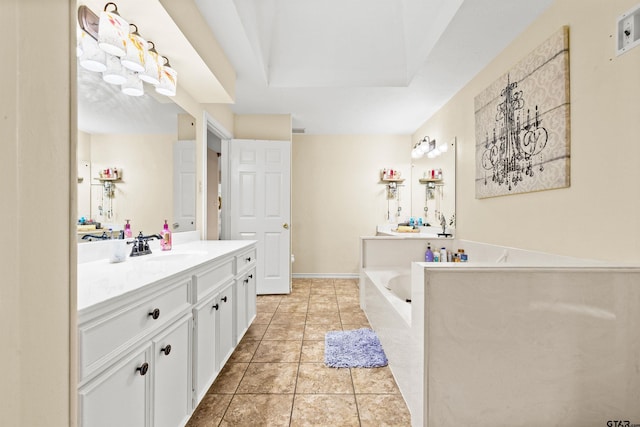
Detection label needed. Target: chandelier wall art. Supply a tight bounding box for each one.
[474,26,570,199]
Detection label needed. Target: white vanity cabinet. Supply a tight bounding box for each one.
[77,240,258,427]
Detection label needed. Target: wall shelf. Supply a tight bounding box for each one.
[380,178,405,184]
[419,178,443,184]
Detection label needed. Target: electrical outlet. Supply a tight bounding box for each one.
[617,3,640,55]
[622,15,634,47]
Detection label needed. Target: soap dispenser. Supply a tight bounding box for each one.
[124,219,132,238]
[160,219,172,251]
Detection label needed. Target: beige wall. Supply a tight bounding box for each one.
[292,134,411,274]
[207,149,220,240]
[0,0,72,425]
[234,114,293,141]
[89,134,175,236]
[413,0,640,262]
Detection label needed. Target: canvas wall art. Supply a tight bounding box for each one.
[474,26,570,199]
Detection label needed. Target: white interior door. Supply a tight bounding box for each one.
[173,140,196,232]
[229,139,291,294]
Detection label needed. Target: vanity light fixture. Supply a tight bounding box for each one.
[411,136,450,159]
[77,3,178,97]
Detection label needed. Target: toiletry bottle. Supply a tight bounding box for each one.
[124,219,132,238]
[425,245,434,262]
[440,247,447,263]
[433,252,440,262]
[160,219,172,251]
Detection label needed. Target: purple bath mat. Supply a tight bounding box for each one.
[324,328,388,368]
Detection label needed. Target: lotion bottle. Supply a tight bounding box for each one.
[160,220,172,251]
[425,245,434,262]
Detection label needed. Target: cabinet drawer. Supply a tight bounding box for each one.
[235,247,256,275]
[79,280,191,380]
[195,258,234,299]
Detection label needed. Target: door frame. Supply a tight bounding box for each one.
[201,111,232,240]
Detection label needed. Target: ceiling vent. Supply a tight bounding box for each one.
[292,128,306,134]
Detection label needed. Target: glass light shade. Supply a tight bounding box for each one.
[79,33,107,72]
[438,143,449,153]
[427,150,437,159]
[102,54,127,85]
[411,148,422,159]
[97,5,129,57]
[121,70,143,96]
[419,142,431,154]
[139,42,161,85]
[121,26,147,72]
[155,61,177,96]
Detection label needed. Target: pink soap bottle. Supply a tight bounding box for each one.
[160,220,172,251]
[124,219,132,238]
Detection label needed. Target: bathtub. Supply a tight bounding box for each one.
[361,235,640,426]
[360,268,422,424]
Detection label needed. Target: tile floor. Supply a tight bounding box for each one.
[186,278,411,426]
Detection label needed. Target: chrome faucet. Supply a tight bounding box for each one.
[81,232,110,241]
[127,232,161,257]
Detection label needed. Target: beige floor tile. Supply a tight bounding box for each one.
[253,340,302,363]
[341,322,371,331]
[220,394,294,426]
[270,311,307,325]
[263,323,305,340]
[336,295,360,304]
[256,301,280,314]
[186,393,232,427]
[339,310,369,325]
[308,295,337,305]
[300,340,325,363]
[303,323,342,340]
[236,363,298,393]
[351,366,400,394]
[210,363,249,394]
[290,394,359,427]
[252,312,274,324]
[356,394,412,426]
[306,312,342,325]
[309,278,334,286]
[244,322,268,340]
[295,363,353,394]
[274,302,309,314]
[257,295,284,304]
[338,301,362,312]
[228,340,259,363]
[334,278,358,287]
[306,301,339,313]
[310,288,336,297]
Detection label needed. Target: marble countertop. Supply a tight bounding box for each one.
[77,240,255,312]
[375,224,454,238]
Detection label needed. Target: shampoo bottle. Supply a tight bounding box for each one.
[160,220,172,251]
[124,219,132,238]
[425,245,434,262]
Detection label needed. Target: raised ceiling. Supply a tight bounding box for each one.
[195,0,555,134]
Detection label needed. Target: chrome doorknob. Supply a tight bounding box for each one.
[283,223,289,229]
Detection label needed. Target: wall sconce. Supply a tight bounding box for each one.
[77,3,177,97]
[411,136,449,159]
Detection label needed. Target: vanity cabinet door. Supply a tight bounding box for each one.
[217,282,235,370]
[236,277,248,344]
[235,269,257,343]
[79,346,151,427]
[193,293,218,403]
[152,314,192,427]
[246,269,257,324]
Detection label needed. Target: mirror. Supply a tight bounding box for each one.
[410,137,456,234]
[76,59,190,242]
